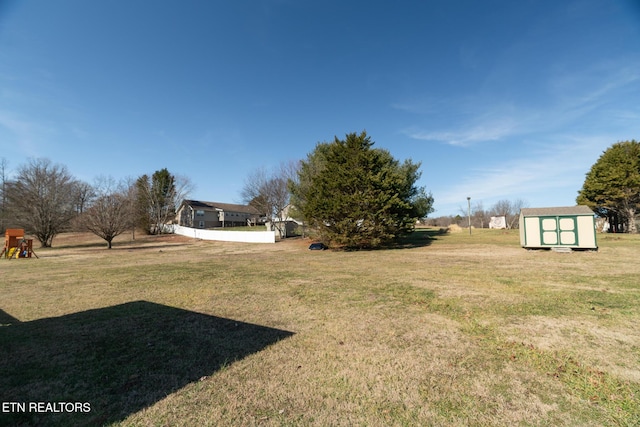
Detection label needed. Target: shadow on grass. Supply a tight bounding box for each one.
[0,308,19,326]
[367,227,449,251]
[46,242,187,251]
[0,302,294,426]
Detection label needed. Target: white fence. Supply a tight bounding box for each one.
[169,225,276,243]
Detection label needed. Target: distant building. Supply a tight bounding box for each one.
[176,200,261,229]
[265,205,303,238]
[489,216,506,229]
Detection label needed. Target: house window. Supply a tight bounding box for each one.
[198,221,205,228]
[196,210,205,217]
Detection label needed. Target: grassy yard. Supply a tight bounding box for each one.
[1,229,639,426]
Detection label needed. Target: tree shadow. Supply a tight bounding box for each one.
[384,228,449,250]
[337,227,449,251]
[0,302,294,426]
[45,242,189,251]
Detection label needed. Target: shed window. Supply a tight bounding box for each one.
[560,232,575,244]
[543,231,557,244]
[559,218,574,230]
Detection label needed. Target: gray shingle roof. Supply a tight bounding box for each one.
[182,200,260,215]
[520,205,594,217]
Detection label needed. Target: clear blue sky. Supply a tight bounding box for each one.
[1,1,639,216]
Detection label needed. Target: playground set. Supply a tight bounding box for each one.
[1,229,38,259]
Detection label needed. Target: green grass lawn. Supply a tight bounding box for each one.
[1,229,639,426]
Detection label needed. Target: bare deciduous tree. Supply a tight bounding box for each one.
[509,199,529,229]
[5,158,78,247]
[456,198,529,229]
[241,161,299,237]
[75,177,132,249]
[472,201,488,229]
[490,198,528,229]
[73,181,96,215]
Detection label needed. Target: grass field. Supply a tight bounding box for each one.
[1,228,639,426]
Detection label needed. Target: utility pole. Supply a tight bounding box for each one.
[0,158,8,234]
[467,196,471,235]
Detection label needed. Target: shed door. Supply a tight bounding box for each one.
[539,216,578,246]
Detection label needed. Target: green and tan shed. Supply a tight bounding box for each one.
[519,206,597,250]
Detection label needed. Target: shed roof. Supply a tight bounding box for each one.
[520,205,594,217]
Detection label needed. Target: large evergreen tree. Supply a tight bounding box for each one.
[290,131,433,248]
[577,140,640,233]
[136,169,177,234]
[136,168,192,234]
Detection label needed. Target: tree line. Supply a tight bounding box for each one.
[426,198,529,230]
[1,132,431,251]
[0,158,191,248]
[3,137,635,250]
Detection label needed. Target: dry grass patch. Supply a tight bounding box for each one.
[1,229,639,426]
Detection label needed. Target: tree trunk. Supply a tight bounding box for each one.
[626,208,637,233]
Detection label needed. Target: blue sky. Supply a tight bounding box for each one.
[1,1,639,216]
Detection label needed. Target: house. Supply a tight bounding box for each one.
[267,218,303,238]
[519,205,597,250]
[264,204,303,238]
[176,200,261,229]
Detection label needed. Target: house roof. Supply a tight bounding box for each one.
[182,200,260,215]
[520,205,594,217]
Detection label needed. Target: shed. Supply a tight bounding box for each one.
[519,206,597,250]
